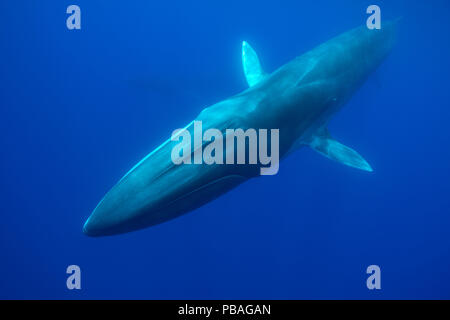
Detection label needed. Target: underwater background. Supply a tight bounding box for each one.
[1,0,450,299]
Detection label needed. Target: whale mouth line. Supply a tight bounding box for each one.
[82,174,248,237]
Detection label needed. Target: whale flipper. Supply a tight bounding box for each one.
[242,41,266,87]
[309,128,373,172]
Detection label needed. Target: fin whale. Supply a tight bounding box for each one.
[83,21,397,236]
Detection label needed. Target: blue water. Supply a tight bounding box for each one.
[1,0,450,299]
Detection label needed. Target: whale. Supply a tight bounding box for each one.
[83,20,397,236]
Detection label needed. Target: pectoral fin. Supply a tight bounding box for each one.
[309,128,373,172]
[242,41,266,87]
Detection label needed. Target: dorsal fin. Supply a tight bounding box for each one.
[242,41,266,87]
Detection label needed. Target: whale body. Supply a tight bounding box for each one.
[83,21,397,236]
